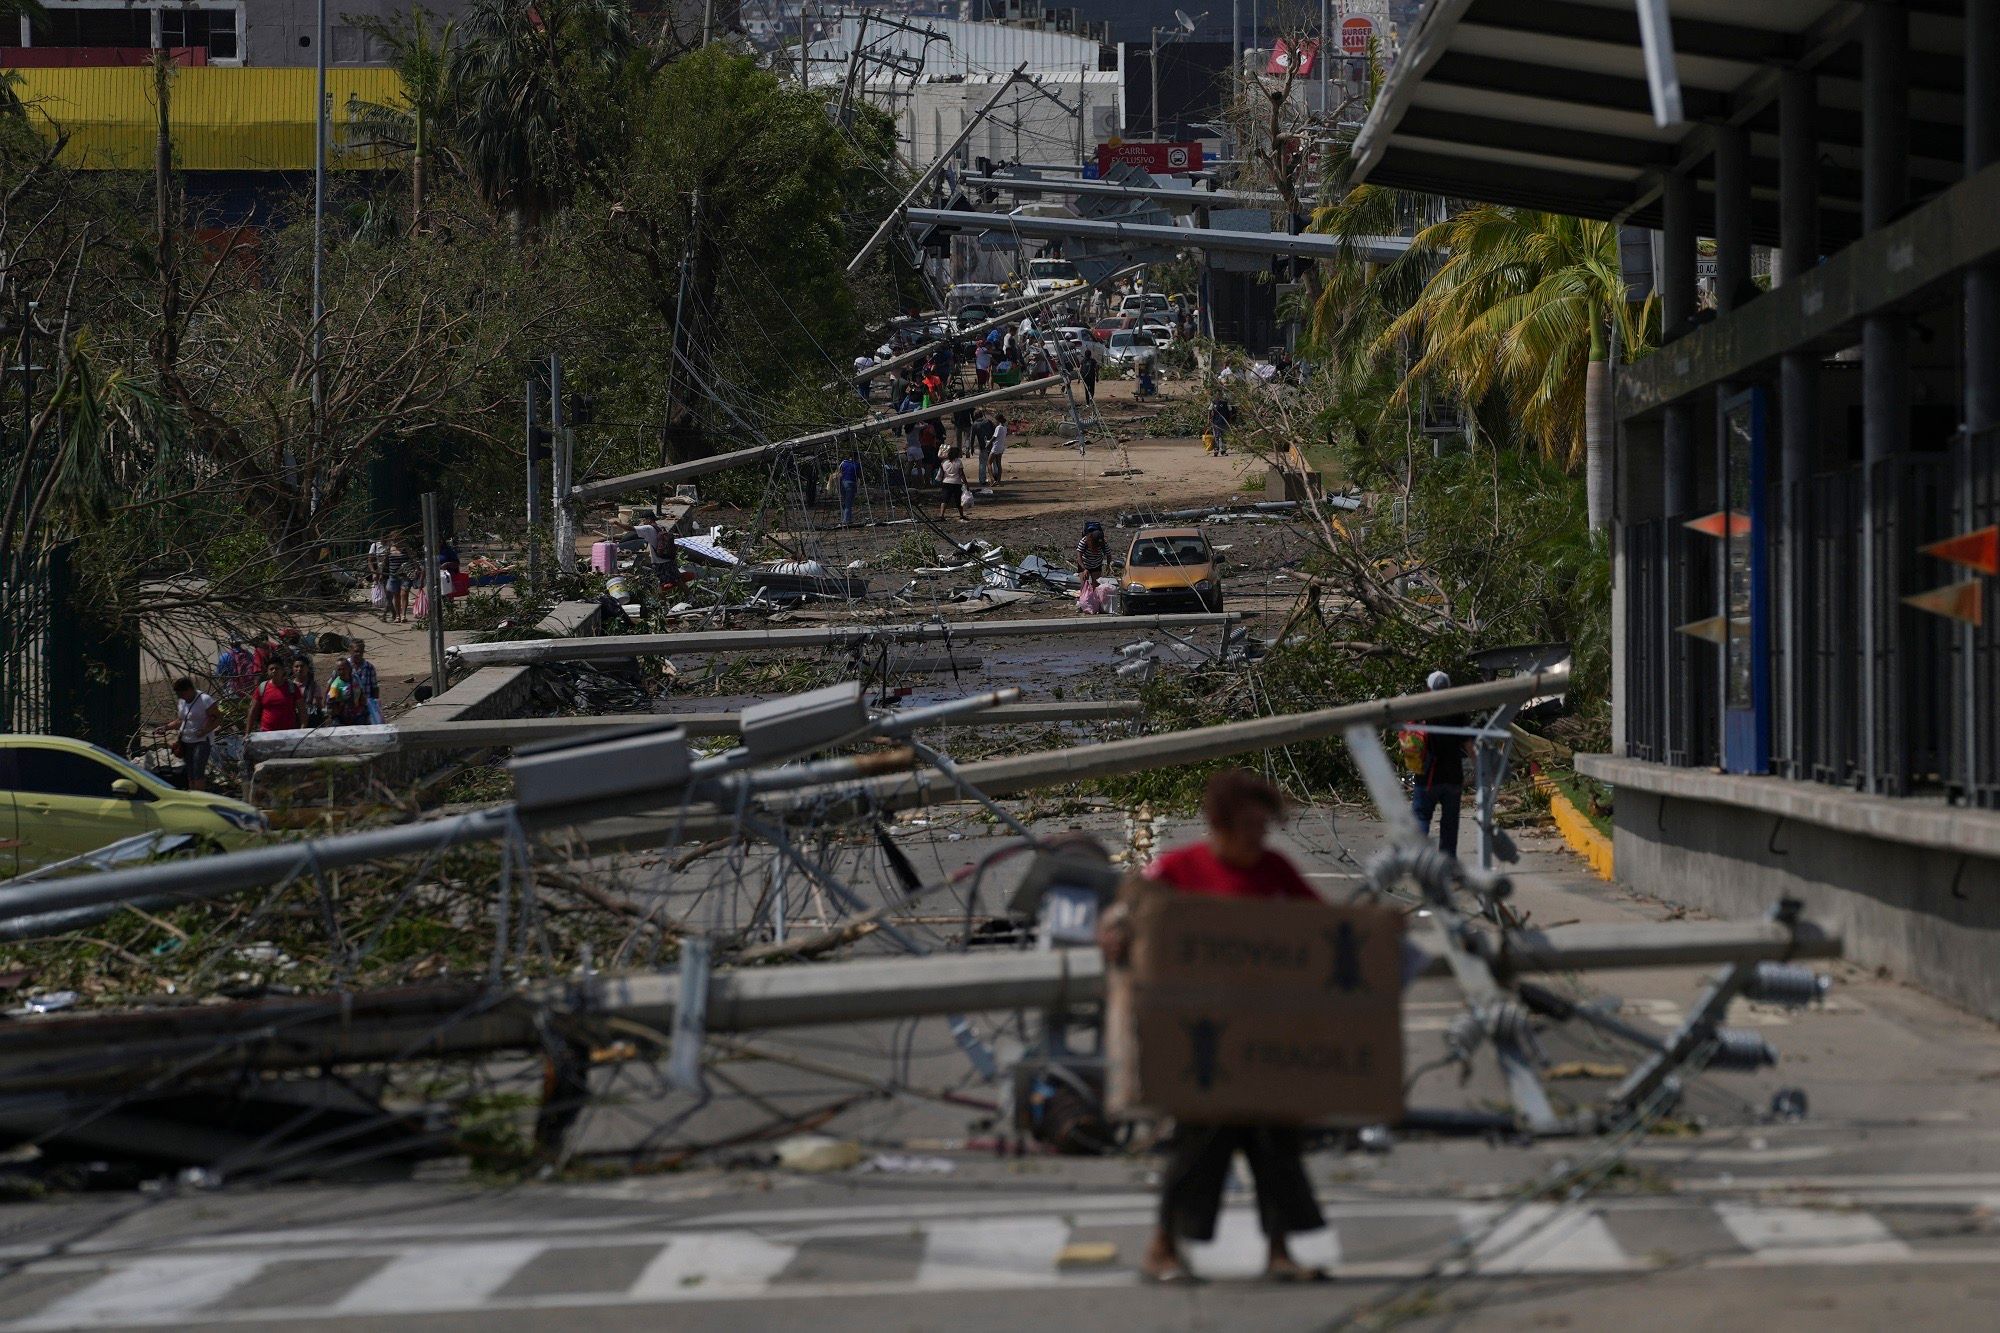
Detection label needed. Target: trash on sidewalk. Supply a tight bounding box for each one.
[859,1153,956,1175]
[774,1134,864,1173]
[675,526,741,567]
[1056,1241,1120,1269]
[1015,554,1081,592]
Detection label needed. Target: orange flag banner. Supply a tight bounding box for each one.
[1675,615,1732,644]
[1919,525,2000,576]
[1684,511,1751,539]
[1902,580,1985,627]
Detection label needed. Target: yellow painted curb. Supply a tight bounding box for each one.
[1534,773,1614,880]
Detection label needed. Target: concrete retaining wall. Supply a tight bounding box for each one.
[1581,755,2000,1022]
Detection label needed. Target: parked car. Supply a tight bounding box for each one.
[1090,316,1135,343]
[1119,292,1171,317]
[1120,527,1223,614]
[1047,326,1095,360]
[955,303,1000,333]
[1104,330,1159,365]
[1139,316,1177,347]
[0,735,267,877]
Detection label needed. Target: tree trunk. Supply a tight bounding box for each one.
[1584,354,1613,532]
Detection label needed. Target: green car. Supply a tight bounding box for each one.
[0,735,266,879]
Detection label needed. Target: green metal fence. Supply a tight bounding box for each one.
[0,543,140,747]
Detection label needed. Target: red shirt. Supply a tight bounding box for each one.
[1145,843,1319,902]
[250,679,301,733]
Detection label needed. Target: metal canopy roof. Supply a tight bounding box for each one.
[1351,0,1970,248]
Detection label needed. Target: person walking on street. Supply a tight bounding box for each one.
[385,538,416,623]
[970,410,996,486]
[1076,520,1109,583]
[293,657,324,729]
[1080,348,1098,403]
[974,339,993,389]
[1208,393,1236,456]
[988,416,1009,484]
[327,657,366,726]
[1097,769,1332,1285]
[918,420,941,478]
[166,677,219,792]
[346,638,382,725]
[838,451,862,527]
[1412,670,1471,857]
[953,403,974,455]
[245,658,302,737]
[216,639,254,698]
[366,535,391,619]
[938,445,966,521]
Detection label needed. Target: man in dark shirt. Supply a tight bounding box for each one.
[1414,670,1472,857]
[1098,769,1330,1285]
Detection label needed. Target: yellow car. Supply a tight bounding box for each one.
[0,735,266,878]
[1121,526,1224,614]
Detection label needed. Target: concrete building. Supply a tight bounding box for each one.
[12,1,731,69]
[1352,1,2000,1021]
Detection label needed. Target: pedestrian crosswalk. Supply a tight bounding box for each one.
[0,1197,1990,1328]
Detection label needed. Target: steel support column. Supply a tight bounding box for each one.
[1777,68,1820,778]
[1713,125,1753,313]
[1660,170,1697,341]
[1712,127,1755,767]
[1962,0,2000,800]
[1661,169,1699,766]
[1861,3,1910,793]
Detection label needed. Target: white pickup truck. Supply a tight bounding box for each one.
[1022,256,1085,299]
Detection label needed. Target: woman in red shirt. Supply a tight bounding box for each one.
[244,658,302,735]
[1101,769,1330,1285]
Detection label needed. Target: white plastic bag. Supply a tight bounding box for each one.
[369,580,387,608]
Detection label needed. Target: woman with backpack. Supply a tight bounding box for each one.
[245,658,303,736]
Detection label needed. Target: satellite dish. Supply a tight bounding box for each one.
[1175,8,1197,33]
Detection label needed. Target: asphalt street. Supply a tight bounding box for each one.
[0,824,1996,1330]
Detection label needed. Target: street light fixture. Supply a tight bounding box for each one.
[1150,9,1206,144]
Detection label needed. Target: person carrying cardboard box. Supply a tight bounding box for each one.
[1098,769,1333,1286]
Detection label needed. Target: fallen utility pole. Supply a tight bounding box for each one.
[0,920,1840,1097]
[902,206,1412,265]
[847,61,1030,276]
[966,174,1283,210]
[844,668,1572,813]
[448,612,1234,667]
[242,701,1143,761]
[569,375,1060,504]
[1,673,1543,934]
[854,265,1139,386]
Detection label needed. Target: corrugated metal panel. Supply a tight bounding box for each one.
[13,67,405,171]
[809,16,1102,79]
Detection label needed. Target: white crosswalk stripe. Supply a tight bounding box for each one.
[1714,1203,1915,1264]
[0,1200,1981,1328]
[25,1255,271,1328]
[628,1231,798,1297]
[334,1242,547,1313]
[916,1217,1071,1289]
[1185,1209,1339,1278]
[1454,1204,1634,1274]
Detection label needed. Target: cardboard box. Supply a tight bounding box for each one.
[1108,894,1405,1126]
